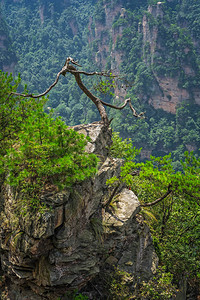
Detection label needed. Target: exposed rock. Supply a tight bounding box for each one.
[148,2,164,19]
[142,4,200,113]
[0,122,157,299]
[39,5,45,24]
[148,77,190,114]
[71,121,112,162]
[89,1,123,76]
[90,1,200,114]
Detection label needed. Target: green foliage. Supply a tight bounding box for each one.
[109,132,141,160]
[179,0,200,39]
[136,154,200,283]
[108,1,200,164]
[138,267,177,300]
[0,71,23,153]
[0,5,16,69]
[103,266,176,300]
[94,0,106,24]
[0,71,98,213]
[108,132,141,187]
[57,291,88,300]
[109,132,200,291]
[1,0,200,165]
[153,23,196,77]
[93,73,116,96]
[108,267,133,299]
[74,294,88,300]
[133,60,155,94]
[1,0,97,125]
[1,1,200,297]
[110,99,200,167]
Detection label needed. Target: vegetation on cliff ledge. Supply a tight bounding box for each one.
[0,71,98,213]
[107,132,200,298]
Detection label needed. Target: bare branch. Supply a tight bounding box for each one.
[7,56,145,125]
[63,57,116,77]
[9,69,64,99]
[141,185,173,207]
[128,100,146,118]
[101,98,130,110]
[67,69,117,77]
[66,64,109,125]
[101,98,145,118]
[64,56,82,67]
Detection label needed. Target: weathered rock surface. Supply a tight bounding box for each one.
[0,122,157,299]
[141,3,199,114]
[89,1,200,114]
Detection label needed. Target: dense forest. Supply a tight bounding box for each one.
[0,0,200,299]
[1,0,200,166]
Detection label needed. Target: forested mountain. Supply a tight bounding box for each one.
[0,0,200,165]
[0,1,200,299]
[0,4,16,72]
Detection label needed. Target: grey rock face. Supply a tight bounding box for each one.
[0,122,157,299]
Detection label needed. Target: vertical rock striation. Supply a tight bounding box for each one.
[89,1,200,114]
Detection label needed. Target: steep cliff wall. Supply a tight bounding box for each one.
[90,0,123,72]
[0,123,157,299]
[2,0,199,162]
[90,1,200,114]
[2,0,200,118]
[142,2,200,113]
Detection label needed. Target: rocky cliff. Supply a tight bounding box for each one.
[90,1,200,114]
[0,122,157,299]
[142,2,200,113]
[89,1,124,80]
[2,0,200,114]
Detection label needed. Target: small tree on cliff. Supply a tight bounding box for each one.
[9,57,145,125]
[0,71,98,213]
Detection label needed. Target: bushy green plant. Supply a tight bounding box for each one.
[109,131,200,291]
[93,73,116,97]
[109,267,133,300]
[138,267,177,300]
[104,266,176,299]
[59,291,89,300]
[0,72,98,213]
[74,293,88,300]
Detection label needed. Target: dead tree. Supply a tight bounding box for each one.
[10,57,145,126]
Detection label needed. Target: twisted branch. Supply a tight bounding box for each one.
[101,98,145,118]
[8,57,145,124]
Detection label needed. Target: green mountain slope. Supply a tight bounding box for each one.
[0,5,16,71]
[1,0,200,164]
[89,0,200,165]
